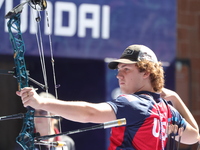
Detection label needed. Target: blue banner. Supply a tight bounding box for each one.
[0,1,176,150]
[0,0,176,62]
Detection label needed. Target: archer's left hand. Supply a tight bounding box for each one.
[16,87,44,109]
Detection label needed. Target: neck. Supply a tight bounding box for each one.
[135,84,155,93]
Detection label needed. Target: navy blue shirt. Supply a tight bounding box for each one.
[107,91,186,150]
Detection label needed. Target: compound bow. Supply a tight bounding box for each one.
[2,1,128,150]
[4,0,48,149]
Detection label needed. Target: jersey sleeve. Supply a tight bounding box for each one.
[107,94,151,126]
[168,104,187,132]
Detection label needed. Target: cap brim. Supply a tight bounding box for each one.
[108,59,137,69]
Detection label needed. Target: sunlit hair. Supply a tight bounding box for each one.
[135,60,164,93]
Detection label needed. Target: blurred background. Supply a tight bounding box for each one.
[0,0,199,150]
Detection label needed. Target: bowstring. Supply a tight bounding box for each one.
[44,9,64,149]
[28,8,48,91]
[44,8,63,133]
[30,8,52,150]
[31,5,63,149]
[45,11,59,99]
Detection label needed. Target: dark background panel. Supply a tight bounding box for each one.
[0,55,107,150]
[27,56,107,150]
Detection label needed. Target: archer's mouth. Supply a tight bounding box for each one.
[119,81,125,86]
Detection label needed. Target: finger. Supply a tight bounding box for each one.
[21,94,30,103]
[21,92,29,100]
[178,127,184,136]
[22,99,30,107]
[21,87,33,90]
[16,91,21,96]
[21,92,34,106]
[173,125,178,134]
[21,88,34,97]
[16,90,29,97]
[21,87,33,93]
[19,87,37,98]
[167,124,173,135]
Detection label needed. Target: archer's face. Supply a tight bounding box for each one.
[116,63,145,94]
[34,110,58,136]
[34,110,49,128]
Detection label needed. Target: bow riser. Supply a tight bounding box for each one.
[7,12,35,150]
[5,1,50,149]
[7,14,29,90]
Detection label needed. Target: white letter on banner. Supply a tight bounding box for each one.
[20,0,28,33]
[102,5,110,39]
[0,0,4,9]
[54,1,77,36]
[30,9,38,34]
[78,4,100,38]
[4,0,13,32]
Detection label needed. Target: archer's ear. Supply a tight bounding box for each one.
[143,71,150,78]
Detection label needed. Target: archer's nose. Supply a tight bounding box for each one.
[116,71,123,80]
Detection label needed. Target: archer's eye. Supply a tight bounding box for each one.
[35,110,48,116]
[124,68,130,71]
[125,68,129,70]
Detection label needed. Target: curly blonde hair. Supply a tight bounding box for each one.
[135,60,165,93]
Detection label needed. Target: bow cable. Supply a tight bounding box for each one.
[29,9,53,150]
[44,8,63,149]
[29,5,63,149]
[44,9,63,139]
